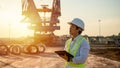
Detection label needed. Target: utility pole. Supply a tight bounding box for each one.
[9,23,11,44]
[98,19,101,36]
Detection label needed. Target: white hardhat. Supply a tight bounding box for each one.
[68,18,84,30]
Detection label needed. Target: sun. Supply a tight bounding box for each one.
[11,22,34,38]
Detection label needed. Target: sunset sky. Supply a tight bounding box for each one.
[0,0,120,38]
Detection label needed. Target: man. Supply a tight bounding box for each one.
[64,18,90,68]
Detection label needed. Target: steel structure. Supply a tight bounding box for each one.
[21,0,61,46]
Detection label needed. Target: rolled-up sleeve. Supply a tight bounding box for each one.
[72,40,90,64]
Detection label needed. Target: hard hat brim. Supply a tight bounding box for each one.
[68,22,78,26]
[67,22,73,25]
[67,22,84,31]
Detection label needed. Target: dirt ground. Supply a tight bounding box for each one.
[90,48,120,62]
[0,47,120,68]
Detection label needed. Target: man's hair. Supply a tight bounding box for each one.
[75,26,82,34]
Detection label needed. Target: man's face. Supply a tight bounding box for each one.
[69,24,80,36]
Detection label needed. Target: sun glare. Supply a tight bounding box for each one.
[0,10,33,38]
[10,22,33,38]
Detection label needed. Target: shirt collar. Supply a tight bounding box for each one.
[72,35,80,41]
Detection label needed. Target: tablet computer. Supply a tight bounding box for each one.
[55,50,74,58]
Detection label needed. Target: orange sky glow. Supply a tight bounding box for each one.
[0,0,120,38]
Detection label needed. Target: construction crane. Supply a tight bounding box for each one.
[21,0,61,46]
[0,0,62,55]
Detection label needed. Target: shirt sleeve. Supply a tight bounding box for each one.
[72,40,90,64]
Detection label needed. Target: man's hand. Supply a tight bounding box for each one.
[69,57,73,62]
[61,54,73,62]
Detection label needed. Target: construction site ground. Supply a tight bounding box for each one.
[0,46,120,68]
